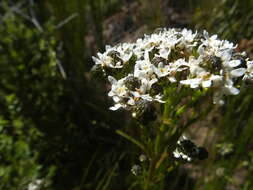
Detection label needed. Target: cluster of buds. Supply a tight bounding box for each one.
[92,28,253,113]
[173,137,208,162]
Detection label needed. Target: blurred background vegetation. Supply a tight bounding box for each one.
[0,0,253,189]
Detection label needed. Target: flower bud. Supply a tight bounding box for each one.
[131,165,141,176]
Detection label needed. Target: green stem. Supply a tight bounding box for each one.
[116,129,147,153]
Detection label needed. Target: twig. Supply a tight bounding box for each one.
[56,42,67,79]
[116,129,147,153]
[54,13,79,29]
[28,0,43,32]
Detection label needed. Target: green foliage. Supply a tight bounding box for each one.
[192,1,253,189]
[0,1,59,189]
[193,0,253,40]
[0,1,135,189]
[140,0,165,30]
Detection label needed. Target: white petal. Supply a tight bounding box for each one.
[159,48,170,59]
[190,82,200,89]
[230,68,246,77]
[141,94,153,101]
[218,51,231,62]
[108,91,114,97]
[156,98,165,103]
[181,78,201,88]
[144,50,150,61]
[158,62,164,68]
[150,78,158,85]
[92,56,99,63]
[202,80,212,88]
[168,77,177,83]
[131,91,141,97]
[226,86,240,95]
[112,96,120,102]
[115,62,123,68]
[228,60,241,68]
[173,151,180,158]
[121,52,132,62]
[182,155,188,160]
[105,45,112,51]
[109,104,122,111]
[180,79,191,85]
[225,79,233,86]
[210,75,222,81]
[108,76,117,84]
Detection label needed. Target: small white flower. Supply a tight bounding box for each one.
[92,53,113,68]
[28,179,43,190]
[218,50,233,62]
[139,154,147,162]
[139,78,158,94]
[154,62,170,78]
[243,60,253,80]
[131,165,142,176]
[173,59,189,71]
[158,47,171,59]
[108,76,128,97]
[187,56,206,77]
[115,43,133,63]
[178,29,197,48]
[134,51,154,79]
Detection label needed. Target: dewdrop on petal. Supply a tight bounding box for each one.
[92,28,253,113]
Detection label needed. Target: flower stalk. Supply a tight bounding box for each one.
[92,28,253,189]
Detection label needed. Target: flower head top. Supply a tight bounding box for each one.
[92,28,253,112]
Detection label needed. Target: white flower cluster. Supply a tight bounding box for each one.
[92,28,253,111]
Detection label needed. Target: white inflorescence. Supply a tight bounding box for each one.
[92,28,253,111]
